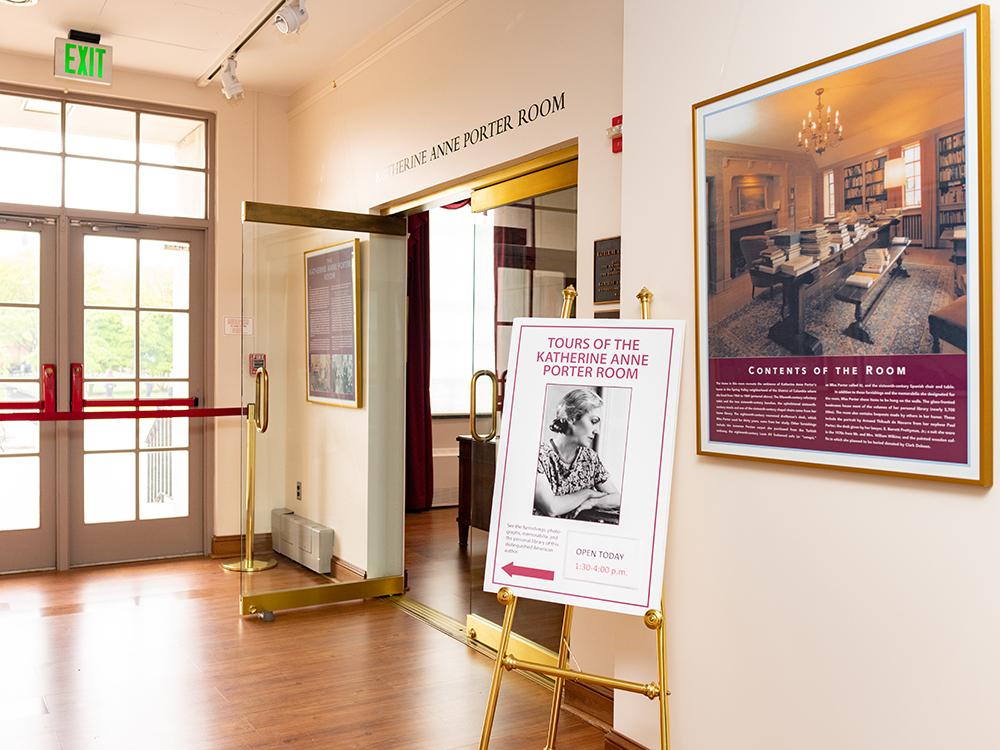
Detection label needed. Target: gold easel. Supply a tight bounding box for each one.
[478,285,669,750]
[222,367,277,573]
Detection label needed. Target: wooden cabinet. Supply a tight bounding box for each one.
[456,435,497,547]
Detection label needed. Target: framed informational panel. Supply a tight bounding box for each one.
[304,239,361,408]
[483,318,684,616]
[693,7,992,485]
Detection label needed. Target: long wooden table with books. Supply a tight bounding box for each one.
[834,239,910,344]
[766,218,898,355]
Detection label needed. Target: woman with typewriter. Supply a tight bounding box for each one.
[534,388,621,524]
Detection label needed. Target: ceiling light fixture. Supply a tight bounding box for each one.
[1,0,38,6]
[796,88,844,155]
[273,0,308,34]
[219,56,244,101]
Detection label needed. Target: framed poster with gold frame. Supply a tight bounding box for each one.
[692,6,992,485]
[304,239,362,408]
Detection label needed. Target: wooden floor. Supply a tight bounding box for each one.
[0,558,606,749]
[404,508,566,652]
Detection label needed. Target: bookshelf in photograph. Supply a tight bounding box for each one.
[937,130,966,239]
[863,155,887,211]
[843,162,864,209]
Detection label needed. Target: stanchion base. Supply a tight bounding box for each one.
[220,558,278,572]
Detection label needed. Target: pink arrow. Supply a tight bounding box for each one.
[501,562,555,581]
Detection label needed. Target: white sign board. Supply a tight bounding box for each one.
[483,318,684,616]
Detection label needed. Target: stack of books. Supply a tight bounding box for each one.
[778,245,818,276]
[851,218,872,243]
[845,272,879,289]
[799,225,837,260]
[863,247,891,274]
[757,230,800,274]
[823,215,853,251]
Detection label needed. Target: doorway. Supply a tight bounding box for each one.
[400,159,579,656]
[0,87,214,573]
[0,220,206,572]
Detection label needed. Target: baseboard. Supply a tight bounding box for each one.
[210,533,271,558]
[564,681,613,730]
[332,555,366,581]
[604,729,650,750]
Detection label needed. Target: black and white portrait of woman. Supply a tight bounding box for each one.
[534,386,630,524]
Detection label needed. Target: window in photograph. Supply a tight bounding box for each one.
[823,169,835,217]
[903,142,921,208]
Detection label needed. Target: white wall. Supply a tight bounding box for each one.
[0,51,289,540]
[286,0,623,639]
[616,2,1000,747]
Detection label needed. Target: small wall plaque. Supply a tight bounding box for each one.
[593,236,621,304]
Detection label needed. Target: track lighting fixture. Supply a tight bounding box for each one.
[219,56,244,100]
[273,0,308,34]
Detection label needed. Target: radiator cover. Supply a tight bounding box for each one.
[270,508,334,574]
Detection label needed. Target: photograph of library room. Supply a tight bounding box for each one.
[704,32,968,358]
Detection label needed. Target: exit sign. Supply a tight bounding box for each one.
[54,38,112,85]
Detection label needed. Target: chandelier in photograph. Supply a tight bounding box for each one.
[797,87,843,155]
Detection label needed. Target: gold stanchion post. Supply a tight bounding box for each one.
[222,368,276,573]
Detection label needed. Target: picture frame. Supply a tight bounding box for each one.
[304,239,362,408]
[692,6,992,485]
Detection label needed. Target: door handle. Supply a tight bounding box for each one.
[253,366,269,433]
[470,369,498,443]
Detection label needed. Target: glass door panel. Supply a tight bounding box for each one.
[0,222,56,572]
[69,226,203,566]
[467,186,578,654]
[238,221,373,601]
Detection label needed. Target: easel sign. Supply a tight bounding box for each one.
[483,316,684,615]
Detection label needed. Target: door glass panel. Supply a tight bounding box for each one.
[0,94,61,152]
[467,186,578,654]
[66,104,136,161]
[0,230,40,304]
[140,381,188,400]
[139,240,190,309]
[0,307,39,379]
[139,417,188,449]
[139,311,189,378]
[84,381,137,401]
[138,166,206,219]
[139,450,188,519]
[0,421,40,455]
[84,453,136,524]
[140,114,206,168]
[84,236,136,307]
[84,310,136,378]
[0,151,61,207]
[65,157,137,213]
[84,413,136,452]
[0,456,40,531]
[0,382,39,402]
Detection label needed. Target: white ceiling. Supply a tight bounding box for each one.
[0,0,455,96]
[704,33,965,164]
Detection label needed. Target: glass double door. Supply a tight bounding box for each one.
[0,219,204,572]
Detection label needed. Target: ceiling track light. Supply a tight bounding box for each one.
[274,0,308,34]
[219,56,244,101]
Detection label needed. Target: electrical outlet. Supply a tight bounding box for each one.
[296,481,302,502]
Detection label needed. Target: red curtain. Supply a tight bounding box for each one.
[405,211,434,512]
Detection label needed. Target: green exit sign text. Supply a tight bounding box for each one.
[54,38,113,85]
